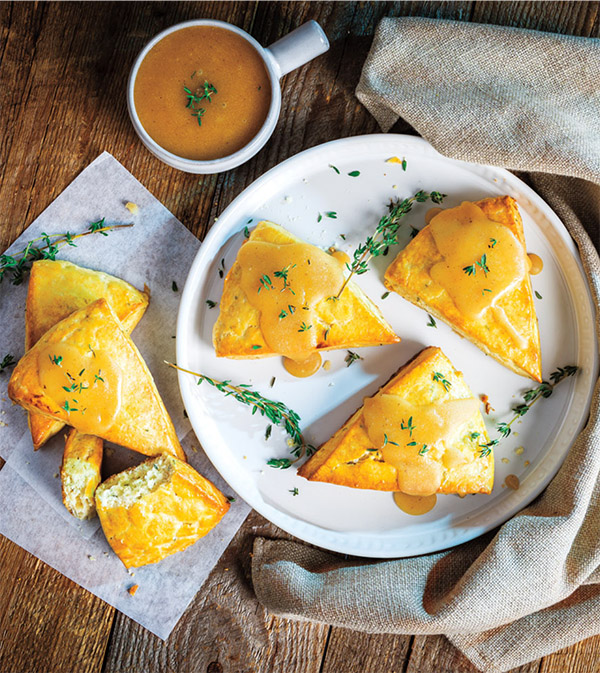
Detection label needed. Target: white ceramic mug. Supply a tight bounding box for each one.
[127,19,329,174]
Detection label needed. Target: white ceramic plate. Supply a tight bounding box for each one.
[177,134,597,558]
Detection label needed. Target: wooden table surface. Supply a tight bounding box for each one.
[1,2,599,672]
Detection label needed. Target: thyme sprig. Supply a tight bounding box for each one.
[495,365,579,441]
[0,354,16,374]
[165,362,315,468]
[1,219,133,285]
[184,81,217,126]
[335,190,445,298]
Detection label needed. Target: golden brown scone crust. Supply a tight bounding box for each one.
[61,429,103,520]
[95,454,229,568]
[9,298,185,461]
[384,196,542,382]
[26,260,149,449]
[298,347,494,496]
[213,220,399,358]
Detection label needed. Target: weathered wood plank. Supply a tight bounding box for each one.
[0,533,114,673]
[540,634,600,673]
[102,510,329,673]
[407,634,541,673]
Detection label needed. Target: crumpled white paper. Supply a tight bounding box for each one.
[0,152,250,639]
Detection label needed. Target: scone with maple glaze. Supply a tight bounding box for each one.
[25,259,149,449]
[213,221,399,371]
[8,298,185,461]
[95,454,229,568]
[384,196,542,381]
[298,347,493,496]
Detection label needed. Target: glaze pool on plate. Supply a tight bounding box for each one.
[176,134,597,558]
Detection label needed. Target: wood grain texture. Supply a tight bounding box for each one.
[1,2,600,673]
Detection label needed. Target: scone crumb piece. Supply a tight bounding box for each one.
[514,446,524,455]
[128,584,139,596]
[125,202,139,214]
[501,457,510,464]
[88,555,96,561]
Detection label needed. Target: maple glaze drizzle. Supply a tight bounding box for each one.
[393,491,437,515]
[38,343,122,434]
[363,394,480,496]
[528,253,543,275]
[238,240,344,373]
[428,202,528,319]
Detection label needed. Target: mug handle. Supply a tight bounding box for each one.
[265,21,330,78]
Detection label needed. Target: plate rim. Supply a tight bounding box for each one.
[177,133,598,558]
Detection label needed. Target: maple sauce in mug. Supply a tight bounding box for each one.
[134,26,272,161]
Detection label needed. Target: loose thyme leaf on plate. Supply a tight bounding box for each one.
[345,350,363,367]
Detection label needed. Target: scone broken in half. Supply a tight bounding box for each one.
[213,221,399,376]
[96,454,229,568]
[384,197,541,381]
[298,347,493,496]
[25,259,149,449]
[61,429,103,520]
[8,298,185,461]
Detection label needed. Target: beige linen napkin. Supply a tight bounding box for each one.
[251,18,600,673]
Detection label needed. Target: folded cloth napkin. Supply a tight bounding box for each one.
[251,18,600,673]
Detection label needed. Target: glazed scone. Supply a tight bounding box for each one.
[25,259,149,449]
[8,298,185,461]
[95,454,230,568]
[298,347,493,496]
[61,429,103,520]
[213,220,399,358]
[384,197,542,381]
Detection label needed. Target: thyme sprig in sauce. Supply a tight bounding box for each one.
[1,220,133,285]
[335,190,445,298]
[165,362,315,468]
[184,81,217,126]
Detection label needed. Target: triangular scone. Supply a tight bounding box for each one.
[298,347,493,496]
[25,260,150,449]
[9,298,185,461]
[384,196,541,381]
[213,221,399,358]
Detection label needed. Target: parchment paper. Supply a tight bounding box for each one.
[0,152,251,639]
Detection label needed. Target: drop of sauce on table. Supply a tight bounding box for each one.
[393,491,437,515]
[283,353,322,378]
[527,253,543,275]
[37,343,122,434]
